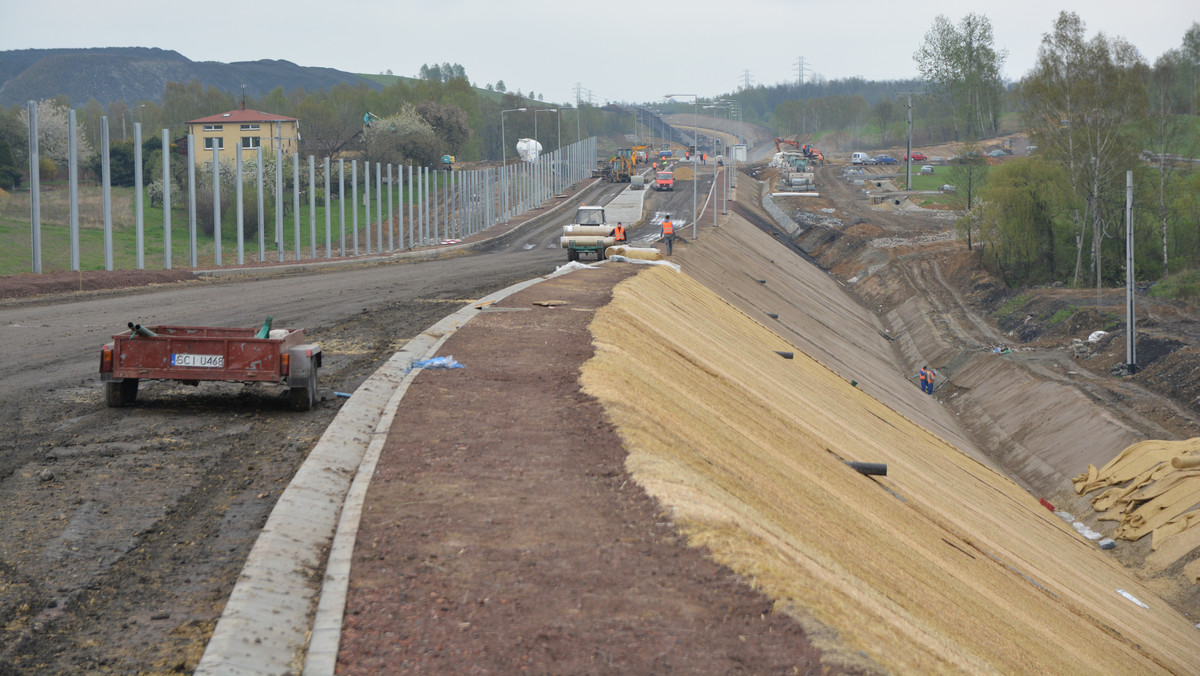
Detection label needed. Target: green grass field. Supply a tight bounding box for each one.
[0,184,439,275]
[897,167,960,208]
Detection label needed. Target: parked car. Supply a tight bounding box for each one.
[874,155,898,165]
[904,152,928,162]
[987,149,1008,157]
[851,151,875,165]
[920,165,935,175]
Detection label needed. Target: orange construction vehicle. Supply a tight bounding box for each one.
[775,137,802,152]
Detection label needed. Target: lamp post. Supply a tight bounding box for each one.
[704,103,732,218]
[501,107,526,221]
[665,94,698,239]
[719,100,742,189]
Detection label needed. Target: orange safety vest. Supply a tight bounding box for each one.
[918,368,928,382]
[927,370,935,383]
[662,219,674,235]
[614,225,626,241]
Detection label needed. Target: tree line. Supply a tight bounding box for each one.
[0,73,629,194]
[965,13,1200,290]
[716,12,1198,291]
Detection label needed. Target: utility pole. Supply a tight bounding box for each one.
[1125,171,1137,372]
[740,69,754,91]
[794,57,812,94]
[905,92,913,189]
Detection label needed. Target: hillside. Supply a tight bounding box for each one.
[0,47,381,107]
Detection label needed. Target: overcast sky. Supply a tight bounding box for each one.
[3,1,1196,105]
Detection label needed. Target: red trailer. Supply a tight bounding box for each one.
[99,324,323,410]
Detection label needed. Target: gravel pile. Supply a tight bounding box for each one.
[868,228,957,248]
[793,209,847,230]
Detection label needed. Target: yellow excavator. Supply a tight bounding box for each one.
[600,148,635,182]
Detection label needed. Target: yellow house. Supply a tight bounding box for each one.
[186,106,300,164]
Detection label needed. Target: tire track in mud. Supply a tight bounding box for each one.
[0,276,544,674]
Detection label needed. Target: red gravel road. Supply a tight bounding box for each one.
[335,264,831,674]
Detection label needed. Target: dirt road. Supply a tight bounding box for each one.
[0,191,592,673]
[3,151,1198,672]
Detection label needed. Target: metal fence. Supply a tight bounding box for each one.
[20,102,598,273]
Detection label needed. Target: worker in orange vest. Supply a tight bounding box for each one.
[918,366,937,394]
[611,222,626,243]
[661,214,675,255]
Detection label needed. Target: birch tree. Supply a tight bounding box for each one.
[914,13,1006,139]
[1020,11,1148,289]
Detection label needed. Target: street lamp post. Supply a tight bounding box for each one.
[703,103,732,220]
[501,107,526,221]
[665,94,698,239]
[720,100,742,189]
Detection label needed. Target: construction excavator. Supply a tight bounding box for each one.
[599,148,635,183]
[775,137,802,152]
[775,137,824,164]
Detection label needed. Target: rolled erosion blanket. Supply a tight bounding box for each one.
[1171,455,1200,470]
[562,225,612,237]
[605,245,663,261]
[560,235,616,249]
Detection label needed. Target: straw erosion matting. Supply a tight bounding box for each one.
[581,265,1200,674]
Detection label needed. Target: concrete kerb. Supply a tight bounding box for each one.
[195,275,554,676]
[195,176,622,674]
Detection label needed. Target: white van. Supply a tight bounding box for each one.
[851,152,874,165]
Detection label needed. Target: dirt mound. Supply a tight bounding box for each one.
[671,165,695,181]
[0,269,196,300]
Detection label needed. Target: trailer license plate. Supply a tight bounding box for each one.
[171,353,224,368]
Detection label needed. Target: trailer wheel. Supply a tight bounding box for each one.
[105,378,138,407]
[290,366,318,411]
[567,248,578,262]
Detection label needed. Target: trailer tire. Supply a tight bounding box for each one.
[105,378,138,407]
[567,248,578,262]
[290,366,318,411]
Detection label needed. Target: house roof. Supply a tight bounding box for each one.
[187,109,299,125]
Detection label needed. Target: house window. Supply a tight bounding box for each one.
[241,124,261,131]
[203,124,223,132]
[203,137,225,150]
[241,136,260,149]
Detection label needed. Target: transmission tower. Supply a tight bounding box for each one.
[739,69,754,91]
[794,56,813,93]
